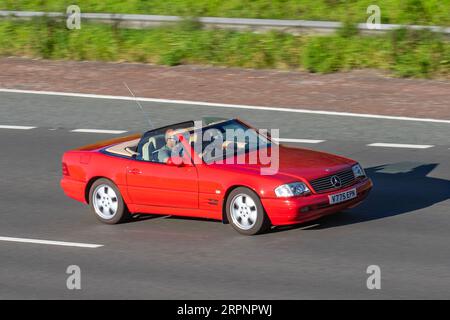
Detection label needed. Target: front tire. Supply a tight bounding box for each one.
[89,178,130,224]
[226,187,270,235]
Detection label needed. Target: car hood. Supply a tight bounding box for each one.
[274,145,355,180]
[219,145,355,181]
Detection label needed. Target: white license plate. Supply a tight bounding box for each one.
[329,188,357,205]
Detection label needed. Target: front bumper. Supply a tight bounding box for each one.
[261,178,373,226]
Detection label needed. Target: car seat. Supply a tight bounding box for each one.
[141,134,166,161]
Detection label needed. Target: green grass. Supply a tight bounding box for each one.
[0,19,449,78]
[1,0,450,26]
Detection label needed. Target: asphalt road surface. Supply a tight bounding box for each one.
[0,91,449,299]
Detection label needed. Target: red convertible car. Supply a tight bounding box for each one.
[61,118,372,235]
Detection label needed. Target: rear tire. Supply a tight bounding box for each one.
[226,187,270,235]
[89,178,130,224]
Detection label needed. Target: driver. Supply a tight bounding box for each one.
[156,129,177,163]
[157,128,189,163]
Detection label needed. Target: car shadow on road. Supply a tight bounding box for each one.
[273,162,450,232]
[127,214,168,223]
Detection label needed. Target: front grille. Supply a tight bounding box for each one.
[309,168,356,193]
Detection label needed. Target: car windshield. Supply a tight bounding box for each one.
[188,119,271,164]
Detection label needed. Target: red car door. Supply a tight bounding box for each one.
[126,160,199,209]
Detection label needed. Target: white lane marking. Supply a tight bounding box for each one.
[0,236,103,248]
[0,125,36,130]
[1,88,450,124]
[275,138,325,144]
[71,129,128,134]
[367,143,434,149]
[0,124,441,149]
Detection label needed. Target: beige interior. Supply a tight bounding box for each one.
[141,134,166,161]
[105,125,240,159]
[105,139,140,157]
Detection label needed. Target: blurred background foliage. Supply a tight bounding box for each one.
[1,0,449,25]
[0,1,449,78]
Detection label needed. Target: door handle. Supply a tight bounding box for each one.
[128,168,142,175]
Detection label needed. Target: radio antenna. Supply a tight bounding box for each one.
[123,82,154,129]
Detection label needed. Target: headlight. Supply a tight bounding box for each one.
[352,163,366,178]
[275,182,310,197]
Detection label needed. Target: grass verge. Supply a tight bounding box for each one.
[0,19,448,78]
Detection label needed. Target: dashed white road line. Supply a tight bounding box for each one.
[0,125,36,130]
[367,143,434,149]
[0,236,103,248]
[275,138,325,144]
[71,128,128,134]
[1,88,450,124]
[0,124,445,150]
